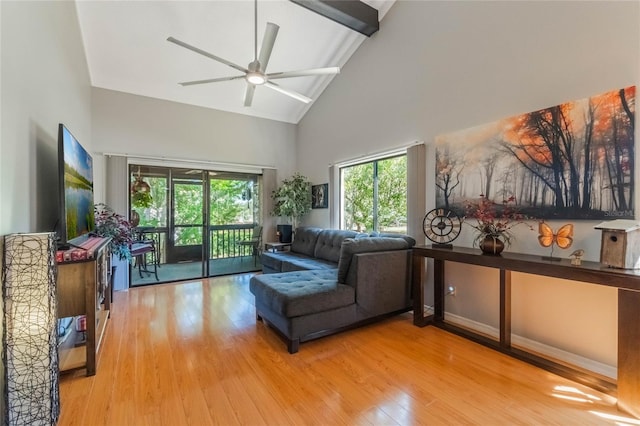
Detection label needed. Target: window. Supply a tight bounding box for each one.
[340,154,407,233]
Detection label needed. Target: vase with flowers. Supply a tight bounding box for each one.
[464,195,532,255]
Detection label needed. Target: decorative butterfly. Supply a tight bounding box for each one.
[538,223,574,249]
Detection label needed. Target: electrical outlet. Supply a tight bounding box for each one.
[447,286,456,296]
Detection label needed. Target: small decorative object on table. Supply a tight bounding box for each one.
[537,222,573,261]
[465,195,532,255]
[423,208,462,248]
[570,249,585,265]
[594,219,640,269]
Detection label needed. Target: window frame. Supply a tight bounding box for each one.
[339,152,407,233]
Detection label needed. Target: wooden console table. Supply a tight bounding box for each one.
[412,245,640,418]
[57,237,112,376]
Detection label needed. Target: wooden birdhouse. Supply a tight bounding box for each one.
[595,220,640,269]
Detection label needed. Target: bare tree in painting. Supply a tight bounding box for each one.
[502,105,587,214]
[480,150,500,199]
[580,100,596,211]
[500,114,567,212]
[598,88,635,213]
[621,88,635,131]
[435,145,463,209]
[495,164,517,203]
[619,88,635,210]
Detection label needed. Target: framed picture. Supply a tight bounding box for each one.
[435,85,636,220]
[312,183,328,209]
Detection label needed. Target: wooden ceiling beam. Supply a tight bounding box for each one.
[290,0,379,37]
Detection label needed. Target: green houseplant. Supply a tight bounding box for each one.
[131,174,153,209]
[131,190,152,209]
[130,173,153,227]
[271,173,312,231]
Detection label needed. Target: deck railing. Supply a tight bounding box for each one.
[209,224,256,259]
[136,224,257,263]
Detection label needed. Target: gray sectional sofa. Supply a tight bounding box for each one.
[250,227,415,353]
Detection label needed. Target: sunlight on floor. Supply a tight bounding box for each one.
[588,411,640,425]
[552,385,640,425]
[552,385,603,403]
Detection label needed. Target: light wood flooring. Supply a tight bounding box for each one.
[59,274,637,425]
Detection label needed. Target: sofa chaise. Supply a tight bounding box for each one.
[250,228,415,353]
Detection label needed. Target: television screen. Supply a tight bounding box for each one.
[58,123,94,247]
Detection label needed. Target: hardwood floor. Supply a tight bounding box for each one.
[59,274,636,425]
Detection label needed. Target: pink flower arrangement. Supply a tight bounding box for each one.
[464,195,532,247]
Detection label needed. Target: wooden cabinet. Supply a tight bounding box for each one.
[57,237,111,376]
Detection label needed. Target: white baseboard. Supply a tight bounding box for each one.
[444,312,617,380]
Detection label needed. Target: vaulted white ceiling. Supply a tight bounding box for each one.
[75,0,394,124]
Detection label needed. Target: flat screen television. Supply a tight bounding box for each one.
[57,123,95,248]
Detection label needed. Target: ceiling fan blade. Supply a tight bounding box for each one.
[167,37,248,74]
[267,67,341,80]
[179,75,246,86]
[244,84,256,107]
[258,23,279,72]
[264,81,312,104]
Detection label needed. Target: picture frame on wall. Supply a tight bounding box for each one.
[312,183,328,209]
[434,85,636,220]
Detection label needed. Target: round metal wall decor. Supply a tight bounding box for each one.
[422,208,462,246]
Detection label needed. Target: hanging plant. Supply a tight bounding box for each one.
[131,169,153,209]
[132,190,153,208]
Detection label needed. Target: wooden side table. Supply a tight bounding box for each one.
[264,242,292,252]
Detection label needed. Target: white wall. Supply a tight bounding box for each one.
[297,1,639,371]
[90,88,298,244]
[1,0,92,236]
[0,1,92,422]
[91,87,297,174]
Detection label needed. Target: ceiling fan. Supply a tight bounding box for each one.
[167,0,340,107]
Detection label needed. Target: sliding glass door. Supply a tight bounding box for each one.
[168,173,205,264]
[129,164,261,286]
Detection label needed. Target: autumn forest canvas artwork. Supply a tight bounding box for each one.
[435,86,636,220]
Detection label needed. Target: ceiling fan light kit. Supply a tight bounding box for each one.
[167,0,340,107]
[246,73,266,85]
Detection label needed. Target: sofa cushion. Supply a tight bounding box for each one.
[291,227,322,257]
[369,232,417,247]
[337,237,410,283]
[260,251,286,272]
[261,251,317,273]
[281,257,337,272]
[250,270,354,318]
[313,229,360,263]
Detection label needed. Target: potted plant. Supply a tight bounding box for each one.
[130,172,153,226]
[94,203,136,261]
[464,195,532,254]
[271,173,312,242]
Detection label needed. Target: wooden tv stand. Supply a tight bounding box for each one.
[57,237,111,376]
[412,245,640,418]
